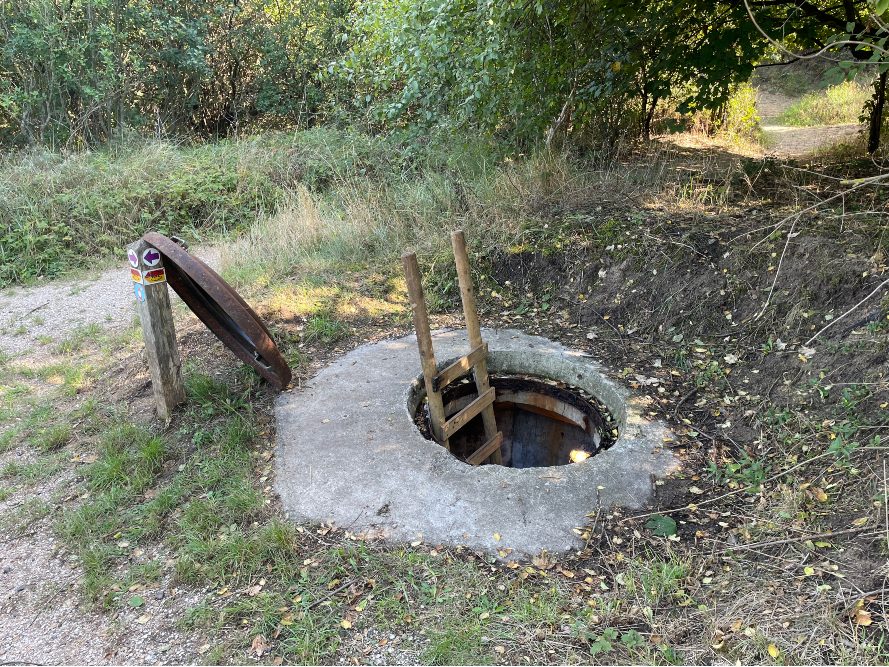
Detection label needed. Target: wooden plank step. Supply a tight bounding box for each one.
[432,343,487,392]
[467,431,503,466]
[443,387,495,439]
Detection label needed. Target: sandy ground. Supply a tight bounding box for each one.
[0,249,220,358]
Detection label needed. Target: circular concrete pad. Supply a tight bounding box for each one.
[275,329,679,556]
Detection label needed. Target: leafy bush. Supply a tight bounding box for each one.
[721,83,762,142]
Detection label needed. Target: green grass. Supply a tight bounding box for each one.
[29,423,72,451]
[56,371,270,606]
[776,81,871,126]
[302,312,348,345]
[56,323,103,354]
[1,454,65,483]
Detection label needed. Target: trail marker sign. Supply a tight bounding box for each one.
[126,240,184,422]
[142,248,162,267]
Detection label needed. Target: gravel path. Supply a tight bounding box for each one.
[0,246,221,665]
[756,89,862,158]
[0,521,205,665]
[0,248,219,358]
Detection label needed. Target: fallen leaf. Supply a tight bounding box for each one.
[135,614,150,625]
[768,643,780,659]
[854,607,873,626]
[128,595,145,608]
[532,551,555,570]
[494,646,506,654]
[812,487,828,502]
[493,532,501,542]
[689,486,705,495]
[645,515,678,537]
[852,517,869,527]
[251,634,268,657]
[340,619,352,629]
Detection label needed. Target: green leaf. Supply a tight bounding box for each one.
[645,514,678,537]
[128,595,145,608]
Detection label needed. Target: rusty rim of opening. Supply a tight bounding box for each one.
[413,374,619,456]
[142,232,292,390]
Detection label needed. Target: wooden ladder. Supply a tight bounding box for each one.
[402,230,503,465]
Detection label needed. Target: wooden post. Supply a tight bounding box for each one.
[127,239,185,423]
[451,230,501,464]
[402,252,449,450]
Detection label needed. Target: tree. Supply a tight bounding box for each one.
[0,0,353,146]
[343,0,766,145]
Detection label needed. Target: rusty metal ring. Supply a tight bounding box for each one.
[142,232,292,390]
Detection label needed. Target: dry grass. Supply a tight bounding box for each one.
[219,141,743,292]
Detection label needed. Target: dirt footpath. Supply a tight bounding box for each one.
[756,89,862,158]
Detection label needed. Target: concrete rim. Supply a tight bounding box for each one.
[275,328,679,556]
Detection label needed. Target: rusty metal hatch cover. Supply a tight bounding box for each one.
[142,232,292,390]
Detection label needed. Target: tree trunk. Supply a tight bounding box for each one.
[640,89,650,141]
[643,95,659,142]
[544,85,575,150]
[867,70,887,154]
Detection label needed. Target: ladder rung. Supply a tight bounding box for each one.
[432,343,487,392]
[443,387,495,439]
[467,431,503,466]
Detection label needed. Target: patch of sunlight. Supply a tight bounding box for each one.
[335,295,402,319]
[386,275,408,302]
[569,449,591,463]
[268,284,339,319]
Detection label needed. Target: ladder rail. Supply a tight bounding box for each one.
[451,231,502,464]
[402,252,450,450]
[402,231,504,465]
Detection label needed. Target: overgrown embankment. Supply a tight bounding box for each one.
[0,129,502,287]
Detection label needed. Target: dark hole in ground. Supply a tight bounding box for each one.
[414,375,618,468]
